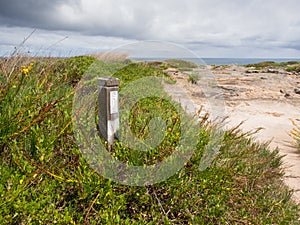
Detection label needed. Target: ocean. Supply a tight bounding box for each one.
[201,58,300,66]
[132,58,300,66]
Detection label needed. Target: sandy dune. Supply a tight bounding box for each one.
[164,65,300,203]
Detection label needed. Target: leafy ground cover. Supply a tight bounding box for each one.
[0,55,299,224]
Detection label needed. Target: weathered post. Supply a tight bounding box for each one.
[98,77,119,145]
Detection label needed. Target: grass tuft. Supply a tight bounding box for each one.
[290,119,300,151]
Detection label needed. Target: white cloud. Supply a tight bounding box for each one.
[1,0,300,57]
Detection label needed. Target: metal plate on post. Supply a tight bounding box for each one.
[110,91,118,114]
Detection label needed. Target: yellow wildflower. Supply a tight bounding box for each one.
[22,68,29,75]
[28,62,34,70]
[21,62,34,75]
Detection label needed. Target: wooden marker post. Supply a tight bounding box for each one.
[98,78,119,145]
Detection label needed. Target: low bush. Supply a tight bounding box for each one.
[0,55,299,224]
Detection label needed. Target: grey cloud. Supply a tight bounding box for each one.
[0,0,81,30]
[0,0,157,40]
[281,42,300,51]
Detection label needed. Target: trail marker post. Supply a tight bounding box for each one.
[98,77,119,146]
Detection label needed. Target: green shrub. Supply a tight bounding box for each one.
[51,56,96,86]
[245,60,300,72]
[0,55,299,224]
[165,59,198,71]
[245,61,276,69]
[286,65,300,73]
[188,73,200,84]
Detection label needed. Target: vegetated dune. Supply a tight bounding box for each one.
[1,56,299,223]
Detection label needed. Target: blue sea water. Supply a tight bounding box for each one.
[201,58,300,66]
[132,57,300,66]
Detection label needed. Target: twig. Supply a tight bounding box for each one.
[11,29,36,56]
[46,36,69,50]
[151,188,167,215]
[85,193,100,224]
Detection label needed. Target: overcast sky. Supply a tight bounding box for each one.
[1,0,300,58]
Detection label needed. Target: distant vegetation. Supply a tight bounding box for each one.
[245,61,300,72]
[0,55,299,224]
[164,59,198,71]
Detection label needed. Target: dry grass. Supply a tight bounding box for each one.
[88,52,129,62]
[290,119,300,150]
